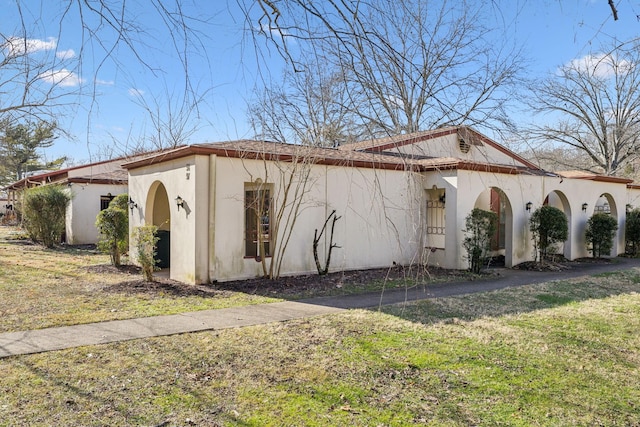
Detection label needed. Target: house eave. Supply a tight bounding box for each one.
[122,144,419,172]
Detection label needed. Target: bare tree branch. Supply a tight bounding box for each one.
[527,39,640,176]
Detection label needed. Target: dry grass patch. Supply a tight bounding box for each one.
[0,225,481,333]
[0,227,280,332]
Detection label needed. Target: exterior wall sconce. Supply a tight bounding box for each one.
[582,203,588,212]
[175,195,185,211]
[525,201,532,211]
[128,197,138,212]
[439,193,446,204]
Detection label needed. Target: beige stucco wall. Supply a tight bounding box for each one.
[65,183,127,244]
[423,169,629,270]
[210,157,424,282]
[128,150,633,284]
[128,154,210,284]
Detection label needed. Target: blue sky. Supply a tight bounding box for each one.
[2,0,639,164]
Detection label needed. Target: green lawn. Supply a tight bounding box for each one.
[1,226,639,425]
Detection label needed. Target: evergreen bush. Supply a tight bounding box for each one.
[529,205,568,262]
[585,213,618,258]
[21,185,70,248]
[96,193,129,266]
[625,208,640,256]
[463,208,498,274]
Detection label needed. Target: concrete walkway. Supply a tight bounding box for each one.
[2,257,640,358]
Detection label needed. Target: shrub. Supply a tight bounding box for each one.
[585,213,618,258]
[21,185,71,248]
[626,208,640,256]
[463,208,498,274]
[133,225,159,281]
[529,205,568,262]
[96,194,129,266]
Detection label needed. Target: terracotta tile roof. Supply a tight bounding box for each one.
[122,138,548,177]
[3,148,175,190]
[337,127,461,152]
[337,126,542,171]
[557,170,633,184]
[68,169,129,184]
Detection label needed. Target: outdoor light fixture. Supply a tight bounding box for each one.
[526,201,533,211]
[128,197,138,212]
[175,195,185,211]
[582,202,588,212]
[439,193,446,204]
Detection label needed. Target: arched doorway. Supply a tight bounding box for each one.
[146,181,171,268]
[543,190,572,259]
[472,187,513,267]
[595,193,617,217]
[594,192,620,256]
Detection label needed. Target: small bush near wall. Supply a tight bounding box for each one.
[529,205,568,263]
[133,225,159,282]
[22,185,71,248]
[96,194,129,266]
[626,208,640,256]
[463,208,497,274]
[585,213,618,258]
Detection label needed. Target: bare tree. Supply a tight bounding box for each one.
[0,33,78,121]
[249,63,360,147]
[239,143,317,280]
[3,1,208,155]
[241,0,524,138]
[527,39,640,176]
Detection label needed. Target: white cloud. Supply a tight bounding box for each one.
[38,68,84,87]
[568,53,632,78]
[95,78,115,86]
[3,36,57,56]
[128,88,145,97]
[259,23,292,41]
[56,49,76,60]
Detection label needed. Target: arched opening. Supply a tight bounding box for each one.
[543,190,572,259]
[595,192,620,257]
[472,187,513,267]
[145,181,171,269]
[595,193,617,217]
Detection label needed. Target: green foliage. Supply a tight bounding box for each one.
[529,205,568,262]
[96,194,129,267]
[133,225,159,281]
[585,213,618,258]
[626,208,640,256]
[462,208,498,274]
[21,185,70,248]
[0,120,65,185]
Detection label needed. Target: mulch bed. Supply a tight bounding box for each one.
[512,257,611,272]
[95,258,612,298]
[97,264,475,298]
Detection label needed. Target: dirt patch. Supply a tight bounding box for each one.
[98,265,481,299]
[212,265,481,298]
[104,279,233,298]
[87,264,142,275]
[513,257,611,272]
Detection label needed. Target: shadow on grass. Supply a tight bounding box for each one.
[377,267,640,326]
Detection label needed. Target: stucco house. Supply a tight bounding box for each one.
[124,126,640,285]
[5,158,130,244]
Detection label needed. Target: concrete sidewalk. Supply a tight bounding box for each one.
[2,257,640,358]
